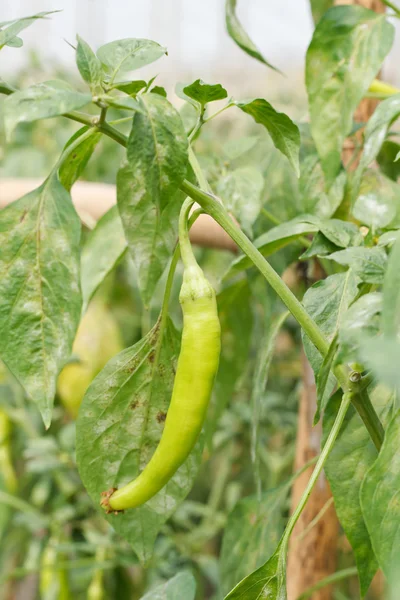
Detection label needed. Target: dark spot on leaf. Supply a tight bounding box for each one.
[20,209,28,223]
[130,400,139,410]
[157,411,166,423]
[148,350,155,363]
[72,153,77,159]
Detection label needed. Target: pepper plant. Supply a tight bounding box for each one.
[0,2,400,599]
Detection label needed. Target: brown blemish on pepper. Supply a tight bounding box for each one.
[157,411,166,423]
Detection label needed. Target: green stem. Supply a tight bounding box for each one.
[180,179,330,358]
[54,127,97,172]
[188,145,212,193]
[351,387,384,450]
[380,0,400,18]
[203,102,235,123]
[178,199,198,269]
[282,392,352,551]
[296,567,358,600]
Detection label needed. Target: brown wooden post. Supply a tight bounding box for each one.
[287,1,385,599]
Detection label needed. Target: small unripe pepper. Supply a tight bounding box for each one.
[104,199,221,512]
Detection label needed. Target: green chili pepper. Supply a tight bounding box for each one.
[104,199,221,512]
[0,409,17,494]
[40,535,70,600]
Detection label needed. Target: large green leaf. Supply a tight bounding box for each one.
[80,205,127,314]
[220,485,288,596]
[76,319,203,563]
[225,0,280,72]
[59,127,102,192]
[76,35,103,91]
[4,81,91,139]
[217,166,264,236]
[306,6,394,183]
[302,271,360,421]
[352,170,398,231]
[224,543,286,600]
[353,95,400,198]
[97,38,166,82]
[382,236,400,337]
[324,386,394,594]
[327,247,387,285]
[119,93,188,305]
[224,215,320,278]
[0,11,58,49]
[299,155,346,218]
[140,571,196,600]
[361,409,400,580]
[360,338,400,393]
[237,99,300,176]
[0,174,81,427]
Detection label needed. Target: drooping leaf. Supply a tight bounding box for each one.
[316,333,338,424]
[319,219,363,249]
[377,141,400,181]
[237,99,300,176]
[80,205,127,314]
[140,571,196,600]
[337,292,382,364]
[77,319,203,563]
[353,94,400,196]
[217,167,264,236]
[225,0,281,72]
[220,485,288,596]
[97,38,166,82]
[324,385,394,594]
[382,236,400,337]
[4,81,91,140]
[0,174,81,427]
[327,247,387,285]
[76,35,103,91]
[224,215,320,278]
[112,80,147,96]
[361,409,400,580]
[119,93,188,305]
[352,170,397,231]
[310,0,334,25]
[299,232,340,260]
[302,271,360,420]
[183,79,228,107]
[59,127,102,192]
[306,6,394,183]
[0,11,58,49]
[224,542,286,600]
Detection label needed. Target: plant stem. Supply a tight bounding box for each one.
[180,180,330,358]
[351,387,385,450]
[296,567,358,600]
[178,199,198,269]
[282,392,351,550]
[380,0,400,18]
[203,102,235,123]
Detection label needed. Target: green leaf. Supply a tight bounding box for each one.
[352,170,397,230]
[120,94,188,305]
[382,236,400,337]
[183,79,228,107]
[225,0,281,73]
[310,0,334,24]
[299,232,340,260]
[378,231,400,248]
[315,333,338,424]
[237,99,300,176]
[112,80,147,96]
[306,6,394,183]
[319,219,363,248]
[59,127,102,192]
[324,385,394,594]
[361,409,400,580]
[207,281,253,443]
[327,247,387,285]
[150,85,167,98]
[224,542,286,600]
[217,167,264,236]
[81,205,127,314]
[220,485,288,596]
[76,35,103,91]
[0,11,58,49]
[377,140,400,181]
[0,174,81,427]
[302,271,360,419]
[353,94,400,196]
[97,38,166,82]
[360,337,400,393]
[4,81,91,140]
[224,215,319,278]
[299,155,346,218]
[140,571,196,600]
[337,292,382,364]
[5,36,23,48]
[76,320,203,563]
